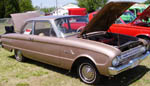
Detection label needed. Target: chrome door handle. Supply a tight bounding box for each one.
[29,38,34,41]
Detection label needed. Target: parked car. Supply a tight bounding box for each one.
[119,11,136,24]
[89,11,98,21]
[114,11,136,24]
[89,10,136,24]
[1,2,150,84]
[128,4,148,17]
[89,5,150,42]
[109,5,150,42]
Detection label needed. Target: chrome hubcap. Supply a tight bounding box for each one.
[79,63,96,83]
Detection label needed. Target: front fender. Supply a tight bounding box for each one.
[74,51,114,76]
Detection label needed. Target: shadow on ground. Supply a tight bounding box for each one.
[96,66,150,86]
[9,55,150,86]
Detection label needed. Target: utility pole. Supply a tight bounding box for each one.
[56,0,58,15]
[40,2,43,9]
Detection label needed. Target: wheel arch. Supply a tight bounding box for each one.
[70,55,98,73]
[136,34,150,40]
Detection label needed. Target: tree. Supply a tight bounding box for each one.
[0,0,34,18]
[4,0,20,17]
[76,0,108,13]
[0,0,5,18]
[19,0,34,12]
[144,0,150,4]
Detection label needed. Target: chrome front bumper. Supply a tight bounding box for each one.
[108,51,150,75]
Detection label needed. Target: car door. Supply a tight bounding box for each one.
[28,20,62,66]
[11,21,36,58]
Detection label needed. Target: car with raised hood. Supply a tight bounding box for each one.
[1,2,150,84]
[89,5,150,42]
[109,5,150,42]
[89,10,136,23]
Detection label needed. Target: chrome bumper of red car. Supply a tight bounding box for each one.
[108,51,150,75]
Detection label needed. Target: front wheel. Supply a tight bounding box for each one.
[77,61,100,84]
[14,50,25,62]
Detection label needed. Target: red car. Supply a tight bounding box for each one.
[109,5,150,41]
[89,6,150,41]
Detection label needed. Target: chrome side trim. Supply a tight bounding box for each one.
[2,44,74,61]
[108,51,150,75]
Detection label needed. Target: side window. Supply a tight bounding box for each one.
[23,22,33,34]
[34,21,56,37]
[56,18,68,33]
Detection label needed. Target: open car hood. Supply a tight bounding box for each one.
[80,2,135,36]
[11,11,41,32]
[131,5,150,24]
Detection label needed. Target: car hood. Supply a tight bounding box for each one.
[79,2,135,36]
[131,5,150,24]
[11,11,41,32]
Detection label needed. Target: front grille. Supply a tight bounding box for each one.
[119,41,143,52]
[117,45,146,65]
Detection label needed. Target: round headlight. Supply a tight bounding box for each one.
[140,46,147,53]
[112,58,120,66]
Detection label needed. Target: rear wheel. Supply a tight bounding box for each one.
[77,60,101,84]
[14,50,25,62]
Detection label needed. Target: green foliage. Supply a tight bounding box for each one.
[0,0,5,18]
[40,7,55,13]
[16,82,29,86]
[34,6,55,13]
[0,0,34,18]
[4,0,20,18]
[77,0,108,13]
[144,0,150,4]
[19,0,34,12]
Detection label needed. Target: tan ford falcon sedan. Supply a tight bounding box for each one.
[1,2,150,84]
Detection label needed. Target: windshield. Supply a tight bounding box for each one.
[55,16,88,37]
[120,11,136,24]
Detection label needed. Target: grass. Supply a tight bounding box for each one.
[0,23,7,34]
[0,22,150,86]
[0,48,150,86]
[16,82,30,86]
[0,48,87,86]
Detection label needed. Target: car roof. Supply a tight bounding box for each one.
[27,15,82,21]
[129,4,147,9]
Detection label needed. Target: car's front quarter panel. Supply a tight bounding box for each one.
[61,37,121,76]
[58,44,112,75]
[75,49,113,76]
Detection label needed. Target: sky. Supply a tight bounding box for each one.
[31,0,147,8]
[32,0,77,8]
